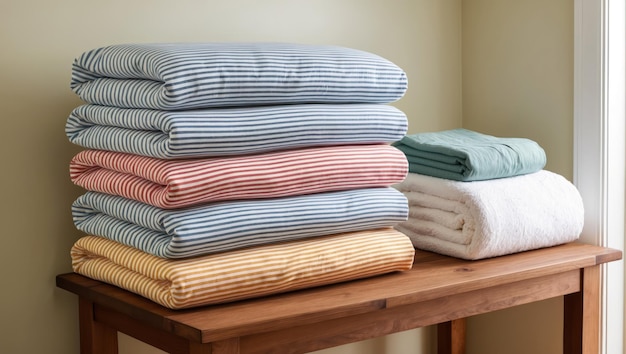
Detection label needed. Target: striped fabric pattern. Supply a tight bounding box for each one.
[73,188,408,258]
[71,229,415,309]
[69,145,408,209]
[70,43,408,110]
[66,103,408,159]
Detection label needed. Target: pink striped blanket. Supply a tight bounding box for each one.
[70,144,408,209]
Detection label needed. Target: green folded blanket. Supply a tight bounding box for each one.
[392,129,546,181]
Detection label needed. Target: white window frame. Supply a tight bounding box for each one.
[574,0,625,353]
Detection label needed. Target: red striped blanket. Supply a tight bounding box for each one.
[70,144,408,209]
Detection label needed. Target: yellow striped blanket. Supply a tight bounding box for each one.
[71,228,415,309]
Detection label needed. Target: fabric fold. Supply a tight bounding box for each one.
[71,229,415,309]
[70,144,408,209]
[65,103,408,159]
[392,170,584,260]
[71,42,408,110]
[392,129,547,181]
[72,188,408,258]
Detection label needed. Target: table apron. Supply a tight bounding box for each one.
[234,269,581,354]
[87,269,580,354]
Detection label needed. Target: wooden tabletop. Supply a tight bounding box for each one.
[56,242,621,350]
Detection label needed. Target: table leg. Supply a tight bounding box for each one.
[563,265,601,354]
[79,297,118,354]
[437,318,466,354]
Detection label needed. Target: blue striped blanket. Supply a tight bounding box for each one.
[66,103,408,159]
[72,188,408,259]
[70,43,408,110]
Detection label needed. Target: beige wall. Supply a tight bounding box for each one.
[0,1,461,354]
[462,0,574,178]
[462,0,573,353]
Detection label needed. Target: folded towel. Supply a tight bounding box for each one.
[392,170,584,259]
[66,103,408,159]
[70,42,408,110]
[71,229,415,309]
[69,144,408,209]
[72,188,408,258]
[392,129,546,181]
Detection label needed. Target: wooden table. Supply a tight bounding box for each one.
[56,242,621,354]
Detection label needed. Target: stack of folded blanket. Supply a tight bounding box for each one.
[66,42,416,309]
[392,128,584,260]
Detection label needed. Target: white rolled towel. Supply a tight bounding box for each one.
[392,170,584,260]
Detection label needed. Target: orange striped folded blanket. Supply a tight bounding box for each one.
[69,144,408,209]
[71,228,415,309]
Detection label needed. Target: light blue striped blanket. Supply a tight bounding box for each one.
[66,103,408,159]
[71,42,408,110]
[393,129,547,181]
[73,188,408,259]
